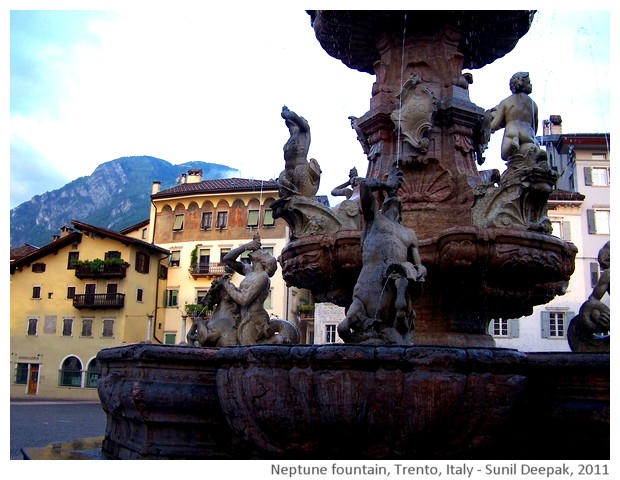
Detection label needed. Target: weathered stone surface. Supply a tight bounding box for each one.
[97,344,237,459]
[96,344,609,459]
[568,241,610,352]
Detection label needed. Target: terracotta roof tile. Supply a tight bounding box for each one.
[152,177,280,198]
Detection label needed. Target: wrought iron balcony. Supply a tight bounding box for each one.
[188,262,231,278]
[73,293,125,309]
[74,263,128,279]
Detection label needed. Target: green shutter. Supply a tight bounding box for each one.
[173,214,184,231]
[247,210,259,227]
[263,209,275,226]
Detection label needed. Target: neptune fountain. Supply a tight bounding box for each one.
[95,10,608,460]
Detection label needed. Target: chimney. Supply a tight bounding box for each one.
[52,234,60,242]
[549,115,562,135]
[187,169,203,184]
[152,181,161,194]
[60,225,72,238]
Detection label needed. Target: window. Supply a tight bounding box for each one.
[216,211,228,229]
[59,356,82,387]
[32,286,41,299]
[105,251,121,260]
[141,228,148,240]
[587,209,610,235]
[173,214,184,231]
[325,324,337,343]
[85,359,101,388]
[247,209,260,227]
[106,283,118,300]
[66,286,76,299]
[220,248,231,261]
[62,318,73,337]
[164,333,177,345]
[81,319,93,337]
[584,166,610,186]
[67,251,79,269]
[32,263,46,273]
[199,248,211,269]
[27,318,38,336]
[201,212,213,230]
[550,220,571,241]
[263,209,275,226]
[489,318,519,338]
[264,289,272,309]
[541,311,572,338]
[137,288,144,302]
[102,319,115,337]
[196,289,209,304]
[164,289,179,307]
[169,250,181,267]
[159,264,168,279]
[591,167,610,186]
[15,363,29,384]
[136,252,150,273]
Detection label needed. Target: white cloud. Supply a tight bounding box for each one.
[9,8,611,208]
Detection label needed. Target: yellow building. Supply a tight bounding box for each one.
[149,170,312,343]
[10,220,169,399]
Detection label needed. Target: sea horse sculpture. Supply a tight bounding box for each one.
[337,169,426,345]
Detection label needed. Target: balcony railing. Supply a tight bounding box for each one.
[73,293,125,309]
[188,262,231,278]
[74,264,128,279]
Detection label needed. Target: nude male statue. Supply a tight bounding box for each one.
[337,169,426,344]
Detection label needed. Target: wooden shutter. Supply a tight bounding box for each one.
[584,167,593,186]
[541,311,551,338]
[247,210,259,227]
[509,319,520,338]
[561,221,571,241]
[586,209,596,234]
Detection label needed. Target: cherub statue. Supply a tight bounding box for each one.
[489,72,540,161]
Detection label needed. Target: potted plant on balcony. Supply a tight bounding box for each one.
[74,257,129,275]
[297,300,315,319]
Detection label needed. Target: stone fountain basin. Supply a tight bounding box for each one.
[215,344,609,459]
[97,343,608,459]
[279,227,577,337]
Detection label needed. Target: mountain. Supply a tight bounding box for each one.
[10,156,239,248]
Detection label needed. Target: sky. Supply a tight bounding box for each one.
[5,2,613,211]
